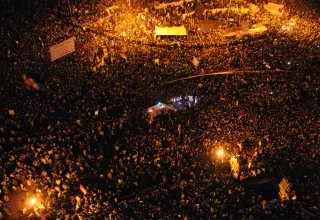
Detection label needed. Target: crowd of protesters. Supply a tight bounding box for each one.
[0,0,320,219]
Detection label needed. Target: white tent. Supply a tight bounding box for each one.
[264,3,284,15]
[155,26,187,36]
[147,102,176,123]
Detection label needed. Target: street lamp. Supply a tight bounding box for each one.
[217,149,224,157]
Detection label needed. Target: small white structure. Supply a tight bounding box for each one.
[147,102,176,123]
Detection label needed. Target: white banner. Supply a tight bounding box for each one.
[49,37,75,62]
[155,26,187,36]
[155,0,194,9]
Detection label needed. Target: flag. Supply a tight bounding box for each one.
[22,75,39,90]
[80,184,87,195]
[265,63,271,69]
[263,61,271,69]
[76,196,81,210]
[92,59,105,72]
[192,57,199,67]
[154,58,160,64]
[120,53,127,61]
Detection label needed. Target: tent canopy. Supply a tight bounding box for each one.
[155,26,187,36]
[148,102,176,113]
[147,102,176,120]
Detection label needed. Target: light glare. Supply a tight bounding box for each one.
[29,198,37,206]
[217,149,224,157]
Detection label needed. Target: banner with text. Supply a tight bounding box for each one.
[49,37,75,62]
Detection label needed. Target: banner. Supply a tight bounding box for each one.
[155,0,194,9]
[192,57,199,67]
[182,11,195,20]
[154,58,160,64]
[279,178,291,201]
[49,37,75,62]
[22,74,39,90]
[155,26,187,36]
[225,23,267,37]
[264,3,284,15]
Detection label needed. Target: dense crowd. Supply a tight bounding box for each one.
[1,0,320,219]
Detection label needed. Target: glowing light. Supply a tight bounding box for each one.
[288,21,296,26]
[29,198,37,206]
[157,102,164,109]
[217,149,224,157]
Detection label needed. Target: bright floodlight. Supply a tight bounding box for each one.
[29,198,37,206]
[217,149,224,157]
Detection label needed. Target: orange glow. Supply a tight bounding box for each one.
[217,149,224,157]
[29,198,37,206]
